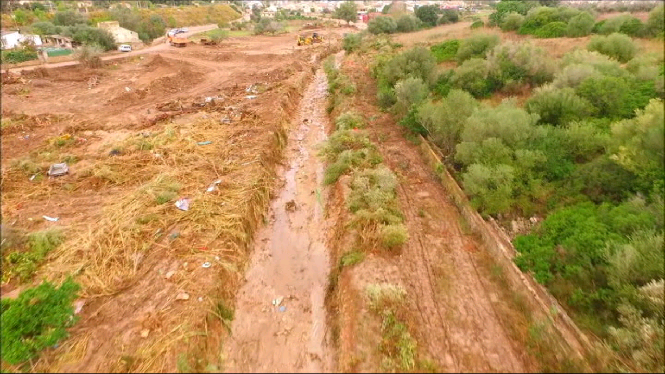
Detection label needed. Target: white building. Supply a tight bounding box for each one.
[1,31,42,50]
[97,21,140,44]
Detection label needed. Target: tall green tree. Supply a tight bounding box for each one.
[334,1,358,25]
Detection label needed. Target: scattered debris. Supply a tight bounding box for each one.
[272,296,283,306]
[215,256,220,261]
[285,200,296,211]
[197,141,212,146]
[74,300,85,314]
[169,232,180,240]
[202,261,212,268]
[125,87,131,92]
[140,329,150,338]
[279,306,286,312]
[48,163,69,177]
[109,149,122,156]
[206,179,222,192]
[165,270,175,279]
[43,215,59,222]
[220,117,231,124]
[198,297,204,302]
[245,84,259,94]
[176,292,190,301]
[29,175,36,181]
[245,95,257,100]
[175,198,190,211]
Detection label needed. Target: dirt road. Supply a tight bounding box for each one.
[223,65,334,373]
[5,24,219,73]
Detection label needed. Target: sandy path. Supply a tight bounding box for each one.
[223,67,334,372]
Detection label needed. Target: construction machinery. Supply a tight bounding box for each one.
[168,35,188,47]
[297,32,324,46]
[311,32,323,43]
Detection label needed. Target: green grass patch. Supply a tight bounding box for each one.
[1,278,80,365]
[430,39,460,63]
[340,250,366,267]
[2,229,64,283]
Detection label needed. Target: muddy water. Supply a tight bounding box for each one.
[223,67,332,373]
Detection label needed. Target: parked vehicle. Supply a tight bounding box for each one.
[118,44,132,52]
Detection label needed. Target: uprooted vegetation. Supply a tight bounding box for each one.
[0,44,326,371]
[356,15,664,373]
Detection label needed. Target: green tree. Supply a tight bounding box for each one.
[610,99,664,194]
[566,12,594,37]
[396,14,419,32]
[525,86,594,126]
[646,5,664,37]
[501,12,525,31]
[456,33,500,62]
[462,163,515,216]
[334,1,358,25]
[53,10,88,26]
[414,5,439,27]
[368,16,397,34]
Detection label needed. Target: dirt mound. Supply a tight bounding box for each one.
[107,88,149,106]
[20,67,49,79]
[148,68,204,93]
[144,54,171,68]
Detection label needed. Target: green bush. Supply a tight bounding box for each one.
[393,77,428,117]
[599,14,636,35]
[451,58,494,98]
[342,33,362,53]
[618,16,646,37]
[462,163,515,216]
[576,75,654,119]
[379,46,437,87]
[438,9,460,25]
[430,39,459,63]
[470,20,484,29]
[518,6,560,35]
[3,229,64,283]
[566,12,594,37]
[368,16,397,35]
[1,278,80,364]
[533,21,567,38]
[456,33,500,62]
[1,49,38,64]
[377,85,397,109]
[646,5,664,37]
[500,12,524,31]
[335,111,365,130]
[418,89,478,157]
[588,33,637,63]
[486,41,556,88]
[525,86,594,126]
[380,224,409,249]
[396,14,419,33]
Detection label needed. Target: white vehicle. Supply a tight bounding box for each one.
[118,44,132,52]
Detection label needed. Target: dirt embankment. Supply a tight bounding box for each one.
[1,40,338,372]
[324,52,589,373]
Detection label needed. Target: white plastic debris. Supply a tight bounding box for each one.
[245,95,257,100]
[48,163,69,177]
[202,262,212,268]
[175,198,190,211]
[176,292,190,301]
[206,179,222,192]
[43,215,59,222]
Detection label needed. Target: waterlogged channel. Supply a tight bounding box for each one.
[223,64,333,373]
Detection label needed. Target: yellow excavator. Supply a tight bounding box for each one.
[297,32,323,46]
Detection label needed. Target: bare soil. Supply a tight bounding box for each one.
[0,29,350,373]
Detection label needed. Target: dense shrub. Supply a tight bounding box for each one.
[576,75,656,119]
[1,49,38,64]
[518,6,560,35]
[393,77,428,116]
[418,89,478,157]
[533,21,567,38]
[488,0,538,26]
[429,39,459,63]
[646,5,664,37]
[456,33,500,62]
[462,163,515,216]
[438,9,459,25]
[599,14,636,35]
[587,33,637,63]
[52,10,88,26]
[343,33,362,52]
[71,25,115,51]
[395,14,419,33]
[414,4,440,27]
[31,21,57,35]
[525,86,594,126]
[254,18,285,35]
[618,16,646,37]
[485,41,556,88]
[470,20,484,29]
[500,12,524,31]
[552,63,603,89]
[566,12,594,37]
[368,16,397,35]
[451,58,494,98]
[379,46,437,88]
